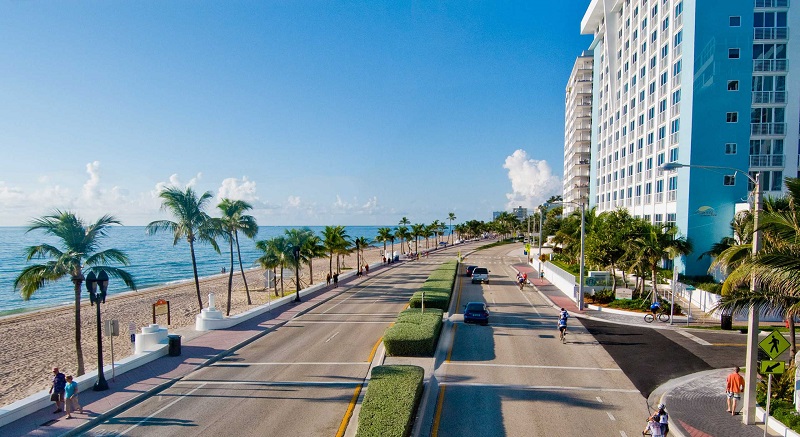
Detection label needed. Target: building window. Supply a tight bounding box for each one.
[730,16,741,27]
[726,112,738,123]
[729,48,740,59]
[724,175,736,186]
[727,80,739,91]
[725,143,737,154]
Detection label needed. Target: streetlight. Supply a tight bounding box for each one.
[85,270,109,391]
[661,162,761,425]
[548,200,586,311]
[293,245,301,302]
[538,205,545,274]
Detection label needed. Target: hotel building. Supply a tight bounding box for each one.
[563,51,595,214]
[572,0,800,275]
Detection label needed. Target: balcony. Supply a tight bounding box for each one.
[670,104,680,117]
[645,170,653,180]
[754,59,788,72]
[658,113,666,124]
[755,0,788,8]
[658,138,666,150]
[750,154,785,167]
[660,57,669,69]
[670,133,679,145]
[646,145,654,155]
[672,75,681,87]
[656,193,664,202]
[635,197,642,206]
[751,123,787,136]
[673,45,682,58]
[752,91,787,104]
[755,27,789,41]
[668,190,677,201]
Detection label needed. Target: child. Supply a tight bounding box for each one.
[64,375,82,418]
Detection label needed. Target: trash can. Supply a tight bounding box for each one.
[720,314,733,330]
[168,334,182,356]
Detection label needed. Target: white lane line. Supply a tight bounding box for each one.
[620,432,628,437]
[325,332,340,343]
[286,321,390,324]
[596,396,604,403]
[516,282,542,316]
[675,328,713,345]
[300,313,398,316]
[440,382,639,393]
[444,362,622,372]
[607,412,616,421]
[177,379,364,386]
[215,361,368,366]
[117,383,207,435]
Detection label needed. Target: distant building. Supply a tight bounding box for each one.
[512,206,528,221]
[492,211,503,220]
[563,50,594,215]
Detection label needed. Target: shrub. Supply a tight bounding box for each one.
[586,288,615,304]
[356,365,424,437]
[383,309,444,356]
[696,282,722,294]
[408,260,457,310]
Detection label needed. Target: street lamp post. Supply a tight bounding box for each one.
[85,270,109,391]
[538,206,544,273]
[550,201,586,311]
[293,245,301,303]
[661,162,761,425]
[527,214,532,264]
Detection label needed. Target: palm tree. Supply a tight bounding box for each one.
[147,186,220,311]
[256,236,290,296]
[14,211,136,376]
[285,228,313,296]
[303,234,327,284]
[629,223,693,303]
[354,236,371,268]
[396,226,410,255]
[448,213,457,244]
[376,227,393,261]
[411,223,426,255]
[323,226,350,275]
[218,199,258,314]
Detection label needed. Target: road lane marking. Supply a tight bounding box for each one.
[443,362,622,372]
[620,432,628,437]
[286,320,391,324]
[607,412,616,421]
[299,313,398,316]
[431,385,446,437]
[596,396,604,403]
[325,332,340,343]
[116,383,207,435]
[214,361,369,366]
[439,382,639,393]
[336,384,363,437]
[675,329,713,345]
[174,380,363,387]
[712,343,746,347]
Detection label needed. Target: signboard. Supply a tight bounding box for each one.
[760,360,786,375]
[759,330,790,360]
[104,319,119,336]
[615,288,633,300]
[152,299,171,325]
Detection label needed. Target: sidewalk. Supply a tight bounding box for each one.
[0,262,392,437]
[512,262,784,437]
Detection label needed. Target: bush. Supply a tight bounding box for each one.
[586,288,615,304]
[696,282,722,294]
[756,365,800,433]
[383,309,444,356]
[356,365,424,437]
[408,260,457,310]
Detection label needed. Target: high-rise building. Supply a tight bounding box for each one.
[512,206,529,221]
[578,0,799,275]
[563,50,595,215]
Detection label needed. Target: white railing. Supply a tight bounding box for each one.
[645,169,653,179]
[755,27,789,40]
[751,123,787,135]
[658,138,666,150]
[754,59,788,72]
[668,190,677,201]
[646,145,654,155]
[673,45,682,58]
[752,91,787,104]
[670,133,679,145]
[750,154,785,167]
[658,113,666,124]
[755,0,789,8]
[672,75,681,87]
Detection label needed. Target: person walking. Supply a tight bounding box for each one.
[726,366,745,415]
[364,264,369,275]
[643,414,664,436]
[64,375,82,418]
[49,367,66,413]
[333,272,339,288]
[656,403,669,436]
[326,272,331,286]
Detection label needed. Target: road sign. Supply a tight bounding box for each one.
[759,330,790,360]
[760,360,786,375]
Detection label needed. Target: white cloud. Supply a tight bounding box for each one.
[503,149,562,210]
[152,173,203,198]
[217,177,258,202]
[82,160,102,201]
[287,195,301,207]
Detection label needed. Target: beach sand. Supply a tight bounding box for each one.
[0,243,410,408]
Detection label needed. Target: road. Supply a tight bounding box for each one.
[423,244,752,437]
[81,242,474,437]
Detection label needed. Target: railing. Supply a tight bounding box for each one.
[636,174,642,182]
[755,27,789,40]
[668,190,677,201]
[675,14,683,27]
[660,57,669,69]
[751,123,787,135]
[658,138,666,150]
[645,170,653,180]
[660,84,668,95]
[752,91,787,104]
[755,0,788,8]
[648,95,655,105]
[647,119,654,129]
[658,113,666,124]
[670,133,679,145]
[672,75,681,87]
[670,105,680,117]
[646,145,654,155]
[750,154,785,167]
[656,193,664,202]
[754,59,788,72]
[627,198,633,206]
[673,45,682,58]
[645,194,652,203]
[638,126,644,135]
[636,149,643,159]
[635,197,642,205]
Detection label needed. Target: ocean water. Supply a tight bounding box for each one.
[0,225,407,315]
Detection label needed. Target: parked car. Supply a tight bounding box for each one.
[471,267,489,284]
[465,265,478,277]
[463,302,489,325]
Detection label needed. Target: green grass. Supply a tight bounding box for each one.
[356,365,425,437]
[475,240,513,251]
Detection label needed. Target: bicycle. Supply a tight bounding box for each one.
[644,308,670,323]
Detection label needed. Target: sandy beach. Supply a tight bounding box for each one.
[0,243,406,408]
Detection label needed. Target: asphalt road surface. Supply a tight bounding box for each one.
[81,242,475,437]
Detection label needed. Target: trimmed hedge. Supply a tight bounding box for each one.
[409,260,458,310]
[356,365,425,437]
[383,308,444,356]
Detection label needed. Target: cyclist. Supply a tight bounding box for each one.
[650,300,662,315]
[517,273,525,290]
[557,315,568,343]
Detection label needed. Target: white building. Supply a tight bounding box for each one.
[563,50,595,215]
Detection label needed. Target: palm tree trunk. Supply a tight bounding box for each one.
[280,262,285,297]
[610,265,617,292]
[72,277,85,376]
[790,316,796,363]
[329,252,333,277]
[309,256,314,285]
[273,267,279,296]
[226,238,234,316]
[234,232,251,305]
[189,240,203,311]
[651,268,659,303]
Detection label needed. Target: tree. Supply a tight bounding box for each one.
[585,209,636,291]
[376,227,393,260]
[447,212,457,244]
[628,223,693,302]
[411,223,426,254]
[396,226,410,254]
[285,228,313,294]
[322,226,350,275]
[217,199,259,315]
[147,186,220,311]
[303,234,326,284]
[256,236,290,296]
[14,211,137,376]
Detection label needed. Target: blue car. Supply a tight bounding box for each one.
[463,302,489,325]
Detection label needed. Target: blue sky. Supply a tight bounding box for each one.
[0,1,592,227]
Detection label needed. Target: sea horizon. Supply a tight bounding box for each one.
[0,225,440,316]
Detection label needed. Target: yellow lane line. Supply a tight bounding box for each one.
[336,336,384,436]
[431,385,447,437]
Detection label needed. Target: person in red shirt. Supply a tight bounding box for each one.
[726,366,745,415]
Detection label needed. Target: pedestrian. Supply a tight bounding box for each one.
[64,375,82,418]
[656,403,669,435]
[49,367,66,413]
[559,307,569,321]
[326,272,331,286]
[333,273,339,287]
[357,268,362,278]
[726,366,745,415]
[643,414,664,436]
[364,264,369,275]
